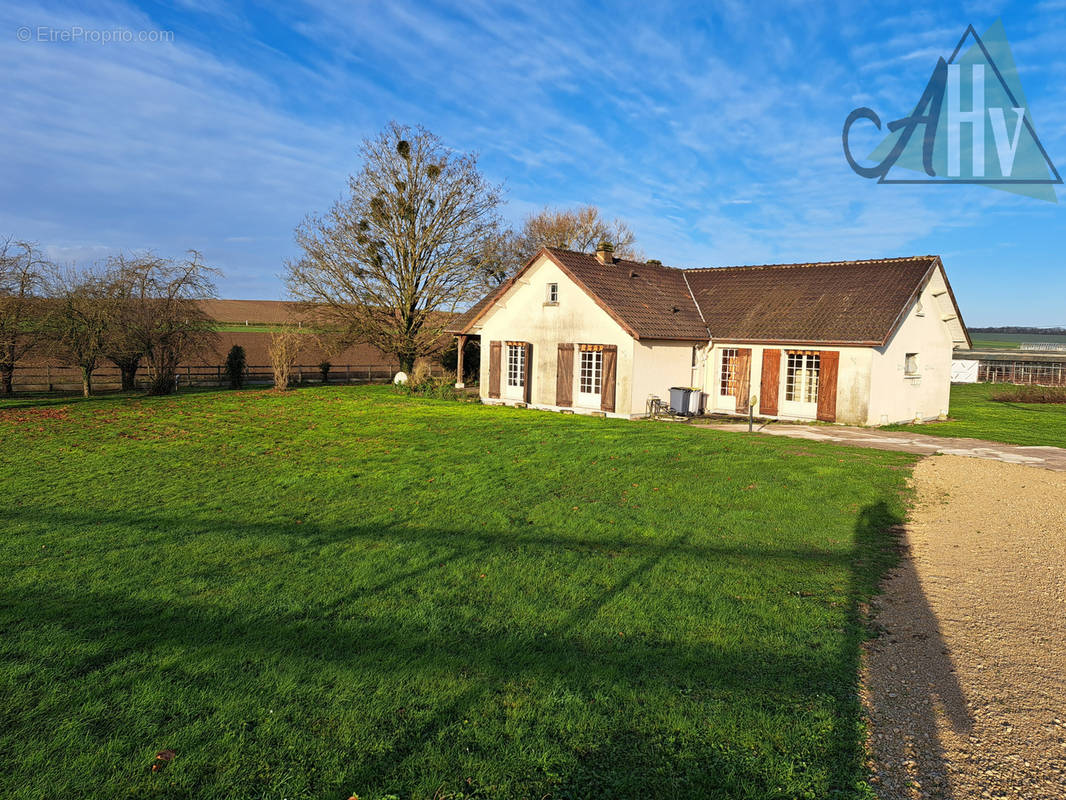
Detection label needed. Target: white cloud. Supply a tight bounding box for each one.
[0,0,1062,321]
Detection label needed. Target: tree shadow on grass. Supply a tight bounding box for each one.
[0,505,859,569]
[0,394,91,411]
[862,535,972,799]
[1,501,912,799]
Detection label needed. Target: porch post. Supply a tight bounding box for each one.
[454,334,467,389]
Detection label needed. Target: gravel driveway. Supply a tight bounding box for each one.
[863,455,1066,799]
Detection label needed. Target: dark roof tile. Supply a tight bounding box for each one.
[684,256,937,344]
[545,248,707,339]
[448,248,949,346]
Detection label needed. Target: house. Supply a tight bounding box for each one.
[446,244,970,425]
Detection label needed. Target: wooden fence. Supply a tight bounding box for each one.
[9,363,432,394]
[976,360,1066,387]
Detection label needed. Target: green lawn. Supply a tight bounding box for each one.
[884,382,1066,448]
[969,332,1066,350]
[0,387,914,800]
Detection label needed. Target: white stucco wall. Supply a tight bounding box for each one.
[630,341,700,416]
[867,268,955,424]
[470,254,636,416]
[702,343,873,425]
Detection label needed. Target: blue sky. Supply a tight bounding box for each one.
[2,0,1065,325]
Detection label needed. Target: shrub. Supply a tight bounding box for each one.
[991,385,1066,404]
[393,372,472,401]
[269,330,301,391]
[410,360,432,385]
[224,345,246,389]
[319,360,331,384]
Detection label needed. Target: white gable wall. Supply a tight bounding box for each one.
[866,266,956,424]
[472,254,636,415]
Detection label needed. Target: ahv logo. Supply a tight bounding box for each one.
[843,20,1061,202]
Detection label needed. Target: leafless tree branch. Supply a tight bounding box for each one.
[285,122,504,371]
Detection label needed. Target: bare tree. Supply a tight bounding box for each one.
[482,206,640,286]
[100,254,150,391]
[140,252,218,395]
[286,122,503,372]
[0,239,49,394]
[43,265,110,397]
[103,252,218,395]
[475,228,524,289]
[268,330,301,390]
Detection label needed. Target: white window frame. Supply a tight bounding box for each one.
[905,352,920,377]
[576,347,603,407]
[546,282,559,304]
[506,343,525,399]
[782,351,820,414]
[717,348,738,409]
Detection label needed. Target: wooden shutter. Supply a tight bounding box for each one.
[523,342,533,403]
[759,349,781,416]
[601,345,617,413]
[488,340,501,398]
[734,348,752,414]
[556,343,574,407]
[817,351,839,422]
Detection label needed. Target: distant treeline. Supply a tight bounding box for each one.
[970,326,1066,334]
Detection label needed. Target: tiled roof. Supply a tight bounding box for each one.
[684,256,938,345]
[447,290,499,335]
[545,248,708,339]
[448,248,951,346]
[445,249,707,339]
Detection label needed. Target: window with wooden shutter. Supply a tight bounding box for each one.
[506,343,525,389]
[719,348,738,396]
[600,345,617,413]
[759,349,781,415]
[488,341,502,398]
[575,344,604,408]
[785,350,820,404]
[579,350,602,395]
[817,351,839,422]
[523,342,533,403]
[556,344,574,407]
[734,348,752,414]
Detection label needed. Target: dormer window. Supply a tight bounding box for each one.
[546,282,558,304]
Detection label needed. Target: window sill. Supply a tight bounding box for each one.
[904,374,921,380]
[543,301,559,307]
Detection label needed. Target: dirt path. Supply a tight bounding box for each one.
[698,422,1066,471]
[863,456,1066,799]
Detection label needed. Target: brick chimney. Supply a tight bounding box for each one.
[595,240,614,264]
